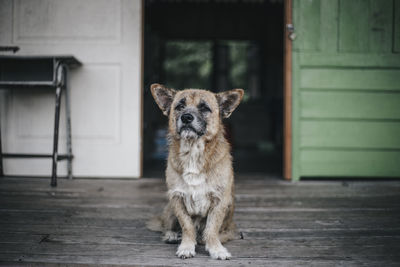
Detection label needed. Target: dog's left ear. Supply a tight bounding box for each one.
[150,83,176,116]
[216,89,244,118]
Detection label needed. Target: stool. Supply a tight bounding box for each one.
[0,56,82,186]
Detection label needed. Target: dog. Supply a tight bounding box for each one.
[147,83,244,260]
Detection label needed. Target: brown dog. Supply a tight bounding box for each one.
[147,83,244,260]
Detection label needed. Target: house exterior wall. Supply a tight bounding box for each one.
[292,0,400,180]
[0,0,143,177]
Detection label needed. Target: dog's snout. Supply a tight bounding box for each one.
[181,113,194,124]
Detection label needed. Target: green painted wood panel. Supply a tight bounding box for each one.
[301,91,400,120]
[292,0,400,180]
[338,0,394,53]
[320,0,339,52]
[339,0,370,52]
[299,53,400,67]
[297,0,321,51]
[300,150,400,177]
[296,0,339,52]
[395,0,400,52]
[369,0,393,52]
[300,68,400,91]
[300,121,400,149]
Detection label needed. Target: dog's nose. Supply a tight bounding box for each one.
[181,113,194,124]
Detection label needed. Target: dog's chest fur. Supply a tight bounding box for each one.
[174,139,215,217]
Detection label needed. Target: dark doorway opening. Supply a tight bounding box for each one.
[143,0,284,178]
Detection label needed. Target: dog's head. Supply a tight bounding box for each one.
[150,83,244,140]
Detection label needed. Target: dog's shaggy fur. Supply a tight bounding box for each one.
[147,83,244,260]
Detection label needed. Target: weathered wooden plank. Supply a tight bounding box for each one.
[2,254,388,267]
[1,199,399,223]
[338,0,369,52]
[237,199,400,210]
[1,190,400,212]
[1,240,399,262]
[3,180,399,198]
[0,224,151,239]
[1,199,399,220]
[0,182,166,199]
[2,233,399,263]
[242,229,400,240]
[0,233,43,244]
[301,91,400,120]
[300,150,400,177]
[2,227,399,248]
[1,217,398,236]
[300,120,400,149]
[1,230,399,247]
[3,180,400,203]
[235,217,400,230]
[1,178,399,197]
[300,68,400,91]
[2,206,399,224]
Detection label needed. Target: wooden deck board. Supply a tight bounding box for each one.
[0,177,399,266]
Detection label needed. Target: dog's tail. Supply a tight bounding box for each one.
[146,216,163,232]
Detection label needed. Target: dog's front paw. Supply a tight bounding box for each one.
[207,245,231,260]
[176,243,196,259]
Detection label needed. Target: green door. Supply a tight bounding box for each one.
[292,0,400,180]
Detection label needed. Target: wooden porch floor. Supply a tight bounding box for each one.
[0,176,400,266]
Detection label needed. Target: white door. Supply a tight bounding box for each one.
[0,0,143,177]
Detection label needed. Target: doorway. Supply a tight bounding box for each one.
[143,0,284,178]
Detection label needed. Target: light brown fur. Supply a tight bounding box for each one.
[147,84,244,260]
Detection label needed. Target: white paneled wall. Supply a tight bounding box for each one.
[0,0,143,177]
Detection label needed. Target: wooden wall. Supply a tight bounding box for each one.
[292,0,400,180]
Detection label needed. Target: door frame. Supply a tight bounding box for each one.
[140,0,292,179]
[283,0,293,180]
[139,0,145,178]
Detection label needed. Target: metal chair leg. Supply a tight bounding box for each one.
[0,117,3,177]
[51,86,62,187]
[64,66,73,179]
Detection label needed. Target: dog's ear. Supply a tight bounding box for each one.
[216,89,244,118]
[150,83,176,116]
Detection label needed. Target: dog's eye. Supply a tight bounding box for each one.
[175,98,186,111]
[198,103,211,113]
[175,103,185,111]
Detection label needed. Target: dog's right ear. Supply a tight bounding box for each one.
[150,83,176,116]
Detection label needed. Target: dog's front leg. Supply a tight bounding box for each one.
[203,201,231,260]
[170,196,196,259]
